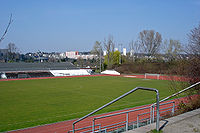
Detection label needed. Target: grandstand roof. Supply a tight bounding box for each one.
[0,62,78,72]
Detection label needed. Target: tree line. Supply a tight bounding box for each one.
[91,29,185,70]
[91,23,200,86]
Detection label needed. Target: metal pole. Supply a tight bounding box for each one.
[152,104,154,123]
[70,82,200,133]
[99,124,101,132]
[172,102,175,115]
[156,90,160,131]
[150,106,152,124]
[72,87,159,133]
[119,44,122,64]
[159,82,200,103]
[72,124,75,133]
[93,119,95,133]
[126,112,129,131]
[100,47,101,73]
[137,115,139,128]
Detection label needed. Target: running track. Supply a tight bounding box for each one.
[1,74,190,133]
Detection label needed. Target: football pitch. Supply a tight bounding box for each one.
[0,76,174,131]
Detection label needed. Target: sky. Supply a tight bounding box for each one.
[0,0,200,53]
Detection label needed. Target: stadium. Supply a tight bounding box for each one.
[1,1,200,132]
[0,62,199,133]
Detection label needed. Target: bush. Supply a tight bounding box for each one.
[177,95,200,113]
[115,61,173,74]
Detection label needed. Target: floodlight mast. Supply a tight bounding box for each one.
[72,87,160,133]
[100,47,102,73]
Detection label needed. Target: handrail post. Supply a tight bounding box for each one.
[172,102,175,115]
[156,90,160,131]
[137,115,139,128]
[72,123,75,133]
[126,112,129,131]
[72,87,160,133]
[92,119,95,133]
[70,82,200,133]
[99,124,101,132]
[150,106,152,124]
[152,104,154,123]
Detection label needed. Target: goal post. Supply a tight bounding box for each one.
[144,73,160,80]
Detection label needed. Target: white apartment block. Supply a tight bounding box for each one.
[65,51,97,59]
[123,48,126,56]
[66,51,79,59]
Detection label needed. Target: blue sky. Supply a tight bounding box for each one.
[0,0,200,53]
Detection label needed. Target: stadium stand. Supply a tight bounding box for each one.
[0,62,77,71]
[0,62,81,79]
[5,71,54,79]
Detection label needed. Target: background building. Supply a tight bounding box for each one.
[66,51,79,59]
[123,48,127,56]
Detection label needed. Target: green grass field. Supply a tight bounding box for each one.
[0,76,173,131]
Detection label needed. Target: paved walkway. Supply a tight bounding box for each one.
[126,108,200,133]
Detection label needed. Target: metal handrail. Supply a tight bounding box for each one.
[70,82,199,133]
[72,87,160,132]
[101,121,126,129]
[69,124,101,132]
[94,101,174,120]
[159,81,200,103]
[94,106,150,120]
[68,101,175,133]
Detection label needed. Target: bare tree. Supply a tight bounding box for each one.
[7,43,19,61]
[164,39,182,60]
[186,23,200,85]
[91,41,102,57]
[0,14,13,44]
[138,30,162,56]
[168,24,200,112]
[7,43,18,53]
[170,23,200,92]
[129,40,141,61]
[187,23,200,57]
[91,41,103,71]
[104,35,115,67]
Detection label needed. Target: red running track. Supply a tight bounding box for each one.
[0,74,119,81]
[122,74,188,81]
[2,74,191,133]
[0,73,187,82]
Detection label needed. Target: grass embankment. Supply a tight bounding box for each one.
[0,76,172,131]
